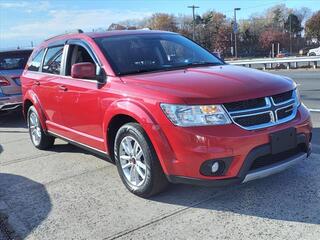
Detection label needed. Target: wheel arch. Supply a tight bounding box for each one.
[23,90,48,131]
[106,114,138,161]
[103,100,174,174]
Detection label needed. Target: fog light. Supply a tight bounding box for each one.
[211,162,219,173]
[200,158,232,176]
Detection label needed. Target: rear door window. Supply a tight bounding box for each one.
[42,46,64,75]
[28,49,45,72]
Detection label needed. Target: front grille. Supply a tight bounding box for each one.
[224,90,298,130]
[249,144,306,171]
[277,105,294,120]
[224,97,266,112]
[272,90,293,104]
[234,113,271,127]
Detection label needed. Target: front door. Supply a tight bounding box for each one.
[59,44,105,151]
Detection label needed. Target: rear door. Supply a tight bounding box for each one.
[23,45,64,126]
[37,45,65,125]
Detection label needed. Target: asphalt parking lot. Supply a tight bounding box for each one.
[0,70,319,240]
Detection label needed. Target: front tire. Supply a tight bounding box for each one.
[27,106,55,150]
[114,123,168,197]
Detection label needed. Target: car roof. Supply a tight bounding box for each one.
[43,30,176,45]
[85,30,176,38]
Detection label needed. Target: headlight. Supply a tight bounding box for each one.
[294,88,301,106]
[160,103,231,127]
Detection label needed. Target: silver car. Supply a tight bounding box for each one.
[0,49,32,112]
[307,46,320,56]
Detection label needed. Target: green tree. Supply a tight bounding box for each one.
[266,4,289,30]
[284,14,303,36]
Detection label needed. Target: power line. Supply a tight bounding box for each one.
[221,0,287,17]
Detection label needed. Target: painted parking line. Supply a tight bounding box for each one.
[309,109,320,113]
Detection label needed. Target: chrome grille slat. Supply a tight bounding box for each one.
[271,90,293,105]
[271,97,295,106]
[224,97,267,112]
[228,97,271,116]
[224,90,298,130]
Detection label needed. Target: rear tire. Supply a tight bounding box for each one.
[114,123,168,197]
[27,106,55,150]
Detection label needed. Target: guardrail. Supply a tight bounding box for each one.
[226,56,320,70]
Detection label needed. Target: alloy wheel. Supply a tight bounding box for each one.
[119,136,147,187]
[29,112,42,146]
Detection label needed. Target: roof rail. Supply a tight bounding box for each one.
[45,29,84,41]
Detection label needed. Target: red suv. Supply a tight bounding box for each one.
[21,30,312,197]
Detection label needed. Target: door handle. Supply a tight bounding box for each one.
[59,85,68,91]
[34,80,40,86]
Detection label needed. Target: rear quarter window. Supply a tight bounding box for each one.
[28,49,45,72]
[42,46,63,75]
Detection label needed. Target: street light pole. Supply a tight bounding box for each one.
[234,8,241,58]
[188,5,199,40]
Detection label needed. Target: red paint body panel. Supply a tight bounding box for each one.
[120,65,294,104]
[21,31,312,183]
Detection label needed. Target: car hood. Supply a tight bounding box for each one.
[309,47,320,52]
[121,65,295,104]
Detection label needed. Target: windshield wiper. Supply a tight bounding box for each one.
[185,61,223,67]
[118,62,224,76]
[120,68,164,75]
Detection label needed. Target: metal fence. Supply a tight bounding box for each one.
[227,56,320,70]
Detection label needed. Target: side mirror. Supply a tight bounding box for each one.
[71,62,96,79]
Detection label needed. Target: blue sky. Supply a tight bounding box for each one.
[0,0,319,49]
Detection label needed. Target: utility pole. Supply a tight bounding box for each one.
[272,43,275,58]
[230,22,234,56]
[233,8,241,58]
[188,5,199,40]
[289,14,292,55]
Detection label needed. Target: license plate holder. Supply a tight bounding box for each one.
[270,128,297,154]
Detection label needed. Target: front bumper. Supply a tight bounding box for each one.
[242,151,308,183]
[156,104,312,185]
[0,94,22,111]
[167,136,311,186]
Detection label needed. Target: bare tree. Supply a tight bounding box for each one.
[305,11,320,41]
[147,13,178,32]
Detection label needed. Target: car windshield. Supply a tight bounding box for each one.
[94,33,224,76]
[0,51,31,70]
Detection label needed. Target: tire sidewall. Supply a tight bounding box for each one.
[114,124,154,196]
[27,106,43,148]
